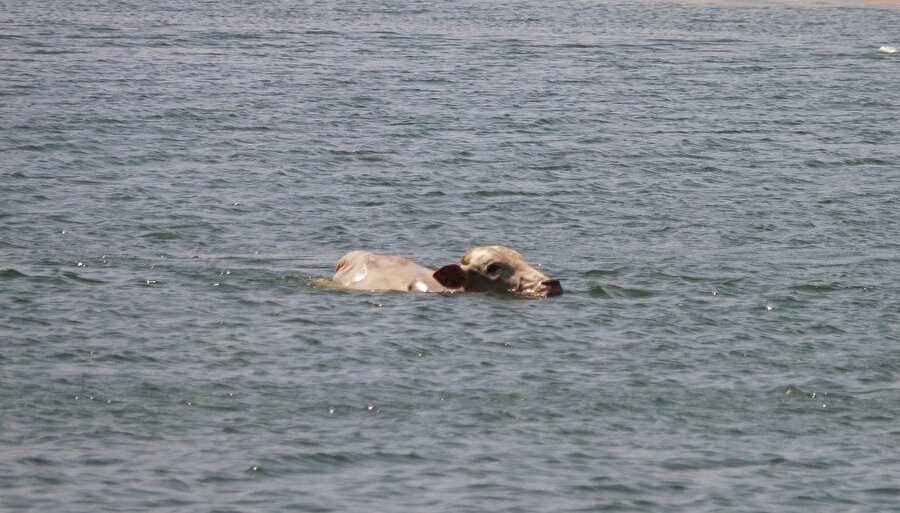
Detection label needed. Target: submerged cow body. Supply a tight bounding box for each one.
[331,245,563,298]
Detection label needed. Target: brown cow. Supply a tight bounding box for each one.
[330,245,562,297]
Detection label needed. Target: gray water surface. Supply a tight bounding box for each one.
[2,1,900,511]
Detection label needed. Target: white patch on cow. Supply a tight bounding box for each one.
[352,266,368,283]
[412,280,429,292]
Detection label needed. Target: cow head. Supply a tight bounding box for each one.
[433,245,563,297]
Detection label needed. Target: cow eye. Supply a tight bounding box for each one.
[486,263,501,275]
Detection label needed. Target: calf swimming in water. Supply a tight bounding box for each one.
[330,245,563,298]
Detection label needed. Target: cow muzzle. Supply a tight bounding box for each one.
[541,279,564,297]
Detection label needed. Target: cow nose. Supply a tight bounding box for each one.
[542,279,563,297]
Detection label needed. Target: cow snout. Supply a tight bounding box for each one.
[542,279,563,297]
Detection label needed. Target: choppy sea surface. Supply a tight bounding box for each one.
[2,1,899,511]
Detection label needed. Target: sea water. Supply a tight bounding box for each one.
[2,1,899,511]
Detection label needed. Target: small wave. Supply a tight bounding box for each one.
[141,231,182,241]
[864,486,900,496]
[789,282,844,294]
[780,384,832,403]
[62,271,106,285]
[1,268,27,279]
[589,284,657,299]
[877,45,897,54]
[583,268,622,277]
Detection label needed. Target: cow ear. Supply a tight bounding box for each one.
[433,264,468,290]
